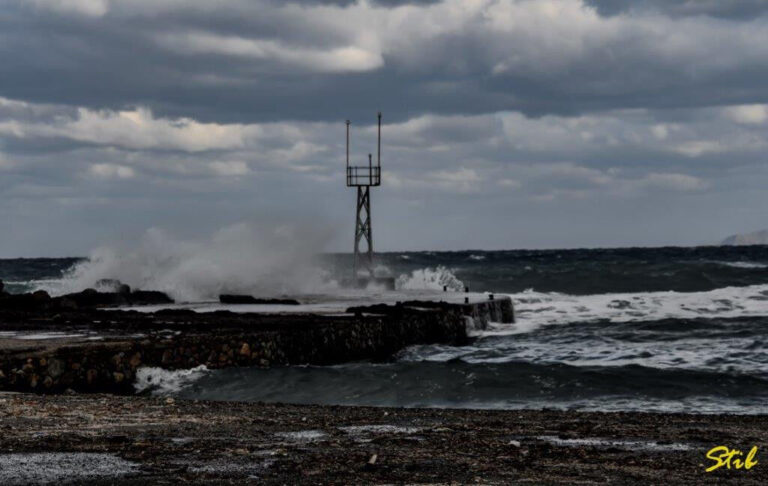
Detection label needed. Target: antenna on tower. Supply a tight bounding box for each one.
[345,112,384,286]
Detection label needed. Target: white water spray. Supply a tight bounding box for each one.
[43,222,338,302]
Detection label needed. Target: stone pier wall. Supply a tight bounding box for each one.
[0,307,469,394]
[0,296,514,395]
[460,296,515,330]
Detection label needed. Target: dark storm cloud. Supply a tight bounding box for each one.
[586,0,768,19]
[2,0,768,124]
[278,0,440,5]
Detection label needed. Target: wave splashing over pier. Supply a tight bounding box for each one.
[44,222,337,302]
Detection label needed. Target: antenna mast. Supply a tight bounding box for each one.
[346,113,382,285]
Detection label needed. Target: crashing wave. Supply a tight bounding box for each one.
[394,265,464,291]
[134,365,209,394]
[495,283,768,336]
[38,223,338,302]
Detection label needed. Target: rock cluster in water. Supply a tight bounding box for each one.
[0,280,173,311]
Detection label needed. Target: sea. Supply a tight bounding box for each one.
[2,245,768,414]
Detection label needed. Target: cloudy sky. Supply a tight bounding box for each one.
[1,0,768,256]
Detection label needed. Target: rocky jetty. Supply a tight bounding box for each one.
[0,290,514,394]
[347,296,514,330]
[0,306,470,394]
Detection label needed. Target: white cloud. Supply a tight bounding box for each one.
[651,124,669,140]
[498,178,521,188]
[209,160,250,176]
[156,32,383,73]
[2,105,248,152]
[88,163,135,179]
[431,167,482,193]
[525,162,615,186]
[642,172,709,192]
[27,0,108,17]
[673,140,724,158]
[275,141,326,164]
[723,104,768,125]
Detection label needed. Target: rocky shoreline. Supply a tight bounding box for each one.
[0,393,765,484]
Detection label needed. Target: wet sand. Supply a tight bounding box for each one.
[0,393,765,484]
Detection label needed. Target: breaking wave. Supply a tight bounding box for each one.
[135,365,210,394]
[502,283,768,335]
[39,222,338,302]
[394,265,464,291]
[713,260,768,269]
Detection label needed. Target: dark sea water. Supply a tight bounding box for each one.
[3,246,768,413]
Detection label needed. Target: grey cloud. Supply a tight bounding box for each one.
[586,0,768,19]
[2,1,768,125]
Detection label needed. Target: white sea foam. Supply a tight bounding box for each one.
[3,278,63,294]
[469,254,486,261]
[397,282,768,374]
[395,265,464,291]
[491,284,768,334]
[40,222,337,302]
[17,332,86,340]
[134,365,209,394]
[714,261,768,269]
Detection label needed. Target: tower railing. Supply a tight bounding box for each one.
[346,166,381,187]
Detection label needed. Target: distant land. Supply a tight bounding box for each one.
[722,229,768,246]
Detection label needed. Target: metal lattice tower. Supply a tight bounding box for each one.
[346,112,382,282]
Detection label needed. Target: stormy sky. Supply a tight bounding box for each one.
[1,0,768,256]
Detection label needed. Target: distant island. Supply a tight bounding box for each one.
[722,229,768,246]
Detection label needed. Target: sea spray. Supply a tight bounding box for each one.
[135,365,210,394]
[395,265,464,291]
[44,222,338,301]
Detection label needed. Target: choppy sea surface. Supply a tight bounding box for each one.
[3,246,768,413]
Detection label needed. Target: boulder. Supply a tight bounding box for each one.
[54,289,173,308]
[0,292,53,311]
[59,289,128,308]
[32,290,51,303]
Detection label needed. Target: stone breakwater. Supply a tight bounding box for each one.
[0,293,514,394]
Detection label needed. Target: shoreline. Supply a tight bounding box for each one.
[0,393,765,484]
